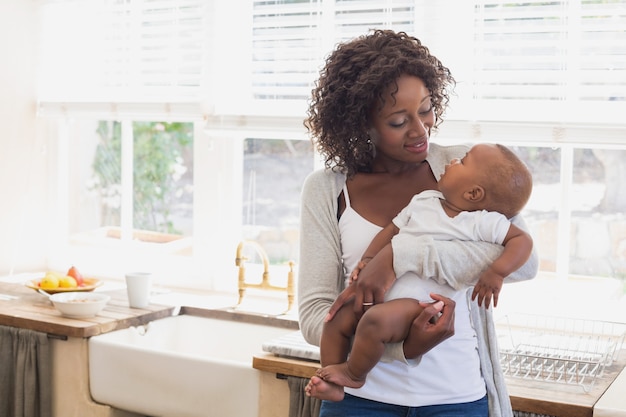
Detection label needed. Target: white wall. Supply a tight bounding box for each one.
[0,1,48,274]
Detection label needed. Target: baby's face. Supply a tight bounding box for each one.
[439,144,500,199]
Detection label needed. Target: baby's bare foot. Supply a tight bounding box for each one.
[317,363,366,390]
[306,375,345,402]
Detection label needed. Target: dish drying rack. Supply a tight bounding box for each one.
[497,313,626,392]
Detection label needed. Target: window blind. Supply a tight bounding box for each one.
[38,0,208,103]
[251,0,322,100]
[578,0,626,102]
[332,0,415,41]
[472,0,626,103]
[37,0,625,126]
[251,0,416,101]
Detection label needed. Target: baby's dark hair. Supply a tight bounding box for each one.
[305,29,455,177]
[484,144,533,218]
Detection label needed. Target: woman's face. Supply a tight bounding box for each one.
[369,75,435,166]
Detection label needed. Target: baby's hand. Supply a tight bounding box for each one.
[349,258,371,283]
[349,269,359,283]
[471,269,504,308]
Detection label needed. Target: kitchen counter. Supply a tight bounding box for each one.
[595,363,626,417]
[253,349,626,417]
[0,281,175,338]
[0,280,178,417]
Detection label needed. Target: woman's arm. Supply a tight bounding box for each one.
[297,171,345,346]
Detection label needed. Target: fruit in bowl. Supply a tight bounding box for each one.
[40,272,61,290]
[49,292,111,319]
[67,265,84,286]
[27,266,102,294]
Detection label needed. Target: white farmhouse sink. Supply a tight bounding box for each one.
[89,311,296,417]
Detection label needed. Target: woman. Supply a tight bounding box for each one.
[298,29,538,417]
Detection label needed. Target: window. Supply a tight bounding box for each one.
[86,121,194,237]
[38,0,626,295]
[49,119,198,285]
[242,138,314,265]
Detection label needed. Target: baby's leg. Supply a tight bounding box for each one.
[345,298,423,378]
[312,298,423,400]
[306,300,359,401]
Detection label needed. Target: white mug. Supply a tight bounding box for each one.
[125,272,152,308]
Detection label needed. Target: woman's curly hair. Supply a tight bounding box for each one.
[305,29,455,177]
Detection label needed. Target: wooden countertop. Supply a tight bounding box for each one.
[253,350,626,417]
[0,281,175,338]
[254,353,320,379]
[506,349,626,417]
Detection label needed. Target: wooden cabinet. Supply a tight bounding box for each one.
[254,355,319,417]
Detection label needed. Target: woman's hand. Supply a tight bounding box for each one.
[324,283,356,322]
[325,243,396,322]
[350,244,397,315]
[403,293,455,359]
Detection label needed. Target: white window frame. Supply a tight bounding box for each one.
[37,0,626,292]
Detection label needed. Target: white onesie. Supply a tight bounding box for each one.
[393,189,511,247]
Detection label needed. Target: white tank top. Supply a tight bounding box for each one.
[338,184,486,407]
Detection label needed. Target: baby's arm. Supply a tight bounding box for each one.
[471,223,533,307]
[393,213,538,289]
[350,223,399,282]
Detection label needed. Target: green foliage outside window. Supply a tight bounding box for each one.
[91,121,193,235]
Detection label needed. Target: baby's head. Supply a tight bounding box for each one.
[439,143,532,218]
[484,144,533,218]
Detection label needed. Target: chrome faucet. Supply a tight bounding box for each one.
[235,240,295,313]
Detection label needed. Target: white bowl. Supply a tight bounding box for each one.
[50,292,111,318]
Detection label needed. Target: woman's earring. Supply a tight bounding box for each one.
[367,136,376,156]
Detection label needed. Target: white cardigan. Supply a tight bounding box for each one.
[297,142,539,417]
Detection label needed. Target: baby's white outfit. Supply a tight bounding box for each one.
[338,187,509,406]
